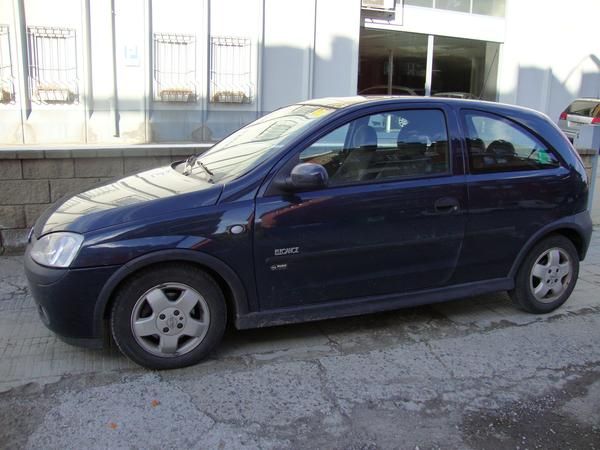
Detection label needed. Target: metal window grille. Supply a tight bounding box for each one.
[153,33,197,103]
[0,25,15,104]
[210,36,252,104]
[27,26,79,104]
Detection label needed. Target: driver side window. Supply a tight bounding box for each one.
[299,109,450,186]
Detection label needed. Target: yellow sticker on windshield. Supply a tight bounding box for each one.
[309,108,331,118]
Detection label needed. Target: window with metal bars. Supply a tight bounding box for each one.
[27,26,79,104]
[153,33,197,103]
[210,36,252,104]
[0,25,15,104]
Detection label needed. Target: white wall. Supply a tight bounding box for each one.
[364,4,505,43]
[0,0,23,144]
[23,0,87,144]
[262,0,316,112]
[148,0,207,143]
[498,0,600,120]
[206,0,261,140]
[0,0,361,146]
[1,0,598,146]
[313,0,361,98]
[4,0,88,145]
[262,0,361,110]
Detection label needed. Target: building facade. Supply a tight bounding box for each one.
[0,0,598,147]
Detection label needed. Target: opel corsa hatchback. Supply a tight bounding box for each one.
[25,97,593,369]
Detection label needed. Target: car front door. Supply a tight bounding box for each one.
[253,106,467,311]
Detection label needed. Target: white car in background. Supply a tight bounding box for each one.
[558,98,600,142]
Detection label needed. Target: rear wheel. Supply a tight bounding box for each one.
[110,264,226,369]
[510,234,579,314]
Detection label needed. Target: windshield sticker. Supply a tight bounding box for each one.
[309,107,332,118]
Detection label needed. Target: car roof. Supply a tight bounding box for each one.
[298,96,550,121]
[299,96,379,108]
[358,85,418,94]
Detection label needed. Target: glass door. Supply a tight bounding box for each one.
[358,28,500,101]
[358,29,428,97]
[431,36,499,100]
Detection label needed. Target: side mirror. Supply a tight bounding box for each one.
[277,163,329,191]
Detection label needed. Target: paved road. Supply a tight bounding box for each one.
[1,232,599,449]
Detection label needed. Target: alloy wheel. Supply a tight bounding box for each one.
[130,283,210,357]
[529,247,572,303]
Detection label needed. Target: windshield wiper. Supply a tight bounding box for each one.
[182,154,197,176]
[182,154,214,182]
[197,160,214,178]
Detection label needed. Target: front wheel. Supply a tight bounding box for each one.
[110,264,227,369]
[509,234,579,314]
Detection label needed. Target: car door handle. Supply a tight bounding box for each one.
[434,197,460,214]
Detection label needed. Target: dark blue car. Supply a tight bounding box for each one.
[24,97,593,369]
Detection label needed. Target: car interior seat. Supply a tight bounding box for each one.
[334,125,378,181]
[486,139,516,156]
[467,138,486,154]
[396,127,427,160]
[468,137,494,170]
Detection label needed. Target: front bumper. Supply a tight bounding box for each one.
[24,247,120,348]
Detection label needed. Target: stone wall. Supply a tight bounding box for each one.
[0,146,207,254]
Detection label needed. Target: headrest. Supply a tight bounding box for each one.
[487,139,515,156]
[352,125,378,149]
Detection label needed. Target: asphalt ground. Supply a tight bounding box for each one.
[0,232,599,449]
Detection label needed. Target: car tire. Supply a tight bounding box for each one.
[110,263,227,370]
[509,234,579,314]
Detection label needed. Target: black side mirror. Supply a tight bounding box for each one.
[277,163,329,191]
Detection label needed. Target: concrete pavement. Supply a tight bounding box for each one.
[0,232,599,449]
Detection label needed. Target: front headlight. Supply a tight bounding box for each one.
[30,232,84,268]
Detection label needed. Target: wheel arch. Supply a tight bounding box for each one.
[94,250,249,339]
[509,219,590,279]
[552,228,586,260]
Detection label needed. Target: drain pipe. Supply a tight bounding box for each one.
[110,0,120,137]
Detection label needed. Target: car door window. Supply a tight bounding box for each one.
[464,111,560,173]
[299,109,450,186]
[298,124,349,168]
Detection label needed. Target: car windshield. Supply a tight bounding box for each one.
[190,104,336,182]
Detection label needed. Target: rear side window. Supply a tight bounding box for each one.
[299,109,450,186]
[566,100,600,117]
[463,111,560,174]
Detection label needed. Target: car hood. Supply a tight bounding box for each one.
[35,164,223,236]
